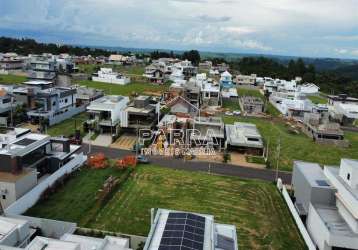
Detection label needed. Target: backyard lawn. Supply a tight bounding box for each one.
[46,112,88,137]
[224,115,358,171]
[75,80,169,96]
[0,74,27,84]
[307,94,327,104]
[26,165,305,250]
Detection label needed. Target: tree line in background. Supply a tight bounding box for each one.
[0,37,113,57]
[1,36,357,97]
[149,49,201,66]
[227,57,358,97]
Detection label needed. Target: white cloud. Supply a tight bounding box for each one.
[0,0,357,57]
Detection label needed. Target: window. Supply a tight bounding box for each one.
[347,173,351,181]
[52,101,56,106]
[2,195,6,200]
[65,98,68,103]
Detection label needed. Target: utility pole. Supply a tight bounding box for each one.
[10,95,14,128]
[275,136,281,181]
[136,119,139,157]
[88,129,92,154]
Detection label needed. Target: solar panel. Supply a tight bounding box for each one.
[316,180,330,187]
[13,138,36,146]
[159,212,206,250]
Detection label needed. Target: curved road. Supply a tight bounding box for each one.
[81,144,293,184]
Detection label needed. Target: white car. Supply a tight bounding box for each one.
[225,111,233,116]
[233,110,241,116]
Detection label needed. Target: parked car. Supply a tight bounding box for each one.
[225,111,233,116]
[233,110,241,116]
[137,155,150,164]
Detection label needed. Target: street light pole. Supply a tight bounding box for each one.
[275,136,281,181]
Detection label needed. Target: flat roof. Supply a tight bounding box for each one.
[0,216,28,242]
[294,161,331,188]
[225,122,263,148]
[27,237,79,250]
[23,80,52,85]
[313,203,358,237]
[0,133,49,156]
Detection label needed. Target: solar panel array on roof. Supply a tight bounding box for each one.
[13,138,36,146]
[159,212,206,250]
[316,180,330,187]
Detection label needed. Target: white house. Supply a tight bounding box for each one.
[92,68,130,85]
[292,159,358,250]
[86,95,130,134]
[298,83,320,96]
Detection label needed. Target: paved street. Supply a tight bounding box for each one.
[81,144,293,184]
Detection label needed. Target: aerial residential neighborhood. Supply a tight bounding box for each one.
[0,1,358,250]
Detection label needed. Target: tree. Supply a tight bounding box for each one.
[182,50,201,66]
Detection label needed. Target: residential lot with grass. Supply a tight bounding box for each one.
[46,112,88,137]
[224,115,358,171]
[307,94,327,104]
[75,80,169,96]
[26,165,305,250]
[0,73,27,84]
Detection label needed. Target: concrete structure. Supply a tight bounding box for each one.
[92,68,130,85]
[122,96,159,130]
[302,112,348,147]
[298,83,320,96]
[86,95,130,135]
[0,129,81,209]
[143,66,165,84]
[191,116,225,149]
[239,96,264,115]
[330,102,358,127]
[74,85,104,105]
[0,215,133,250]
[144,208,238,250]
[327,94,358,106]
[225,122,264,155]
[235,74,256,85]
[292,159,358,250]
[27,87,85,126]
[270,92,313,118]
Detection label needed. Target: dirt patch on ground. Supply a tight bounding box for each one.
[229,153,266,169]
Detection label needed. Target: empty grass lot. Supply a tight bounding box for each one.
[46,112,88,137]
[26,165,305,250]
[0,74,27,84]
[307,94,328,104]
[224,115,358,171]
[75,80,170,96]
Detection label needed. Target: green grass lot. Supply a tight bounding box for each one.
[78,63,145,76]
[222,99,241,111]
[224,115,358,171]
[75,80,169,96]
[307,94,327,104]
[26,165,305,250]
[0,74,27,84]
[47,112,88,137]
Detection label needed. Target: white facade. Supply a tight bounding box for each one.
[299,83,320,95]
[293,159,358,250]
[92,68,130,85]
[87,95,130,126]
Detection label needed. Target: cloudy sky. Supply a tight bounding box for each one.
[1,0,358,58]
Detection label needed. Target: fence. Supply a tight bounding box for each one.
[276,179,316,250]
[5,153,87,215]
